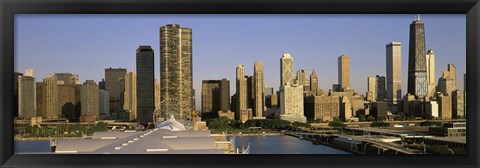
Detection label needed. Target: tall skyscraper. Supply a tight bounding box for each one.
[236,65,247,120]
[296,69,309,86]
[105,68,127,111]
[280,53,294,86]
[18,75,36,119]
[408,15,428,99]
[280,84,306,123]
[99,89,110,119]
[386,42,402,104]
[123,71,137,121]
[338,55,350,90]
[154,79,160,110]
[310,69,319,94]
[254,61,264,118]
[367,76,377,101]
[80,80,99,122]
[14,72,24,118]
[219,78,230,113]
[136,46,155,125]
[43,75,58,119]
[426,49,436,98]
[160,24,193,119]
[437,64,457,96]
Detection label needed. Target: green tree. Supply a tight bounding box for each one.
[359,115,366,122]
[328,121,346,128]
[366,116,376,122]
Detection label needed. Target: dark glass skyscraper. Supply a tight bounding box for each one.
[160,24,193,119]
[408,15,428,99]
[136,45,155,125]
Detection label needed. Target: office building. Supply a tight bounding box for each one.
[80,80,99,123]
[201,79,230,118]
[386,42,402,113]
[14,72,24,118]
[452,89,465,119]
[99,89,110,119]
[338,55,350,90]
[367,75,386,102]
[43,75,59,119]
[99,78,106,90]
[18,75,36,119]
[160,24,193,120]
[296,69,309,86]
[426,49,436,98]
[280,84,306,123]
[57,84,81,121]
[124,71,137,121]
[426,101,439,118]
[264,86,274,98]
[280,53,294,86]
[304,95,340,122]
[54,73,80,85]
[310,69,319,94]
[154,79,160,110]
[407,15,428,98]
[436,92,452,120]
[136,46,155,125]
[236,65,247,120]
[254,62,264,118]
[105,67,127,111]
[438,64,457,96]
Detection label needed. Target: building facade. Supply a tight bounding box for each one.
[54,73,80,85]
[280,53,294,86]
[254,62,264,118]
[338,55,351,90]
[105,67,127,111]
[236,65,247,120]
[386,42,402,113]
[407,15,428,99]
[160,24,193,120]
[80,80,99,122]
[99,89,110,119]
[43,75,59,119]
[280,84,306,123]
[136,46,155,125]
[18,76,36,119]
[426,49,436,98]
[123,71,137,121]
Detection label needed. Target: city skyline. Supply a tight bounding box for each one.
[15,14,466,110]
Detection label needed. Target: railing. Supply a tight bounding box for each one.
[241,143,251,154]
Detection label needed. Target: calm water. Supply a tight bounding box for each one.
[235,135,351,154]
[15,140,52,154]
[15,135,350,154]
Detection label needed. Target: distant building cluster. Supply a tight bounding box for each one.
[15,16,466,125]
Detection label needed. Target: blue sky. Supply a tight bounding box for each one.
[15,14,466,110]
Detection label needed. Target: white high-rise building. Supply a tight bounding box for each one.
[386,42,402,103]
[426,49,436,98]
[280,84,306,123]
[280,53,294,86]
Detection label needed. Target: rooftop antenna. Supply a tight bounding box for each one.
[414,15,417,21]
[417,14,421,21]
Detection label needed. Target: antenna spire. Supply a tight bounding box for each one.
[417,14,421,21]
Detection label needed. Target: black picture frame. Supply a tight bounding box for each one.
[1,0,479,167]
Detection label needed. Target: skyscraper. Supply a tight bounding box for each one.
[136,46,155,125]
[18,75,36,119]
[280,84,306,123]
[426,49,436,98]
[43,75,58,119]
[296,69,309,86]
[254,61,264,118]
[105,68,127,111]
[99,89,110,119]
[160,24,193,119]
[236,65,247,120]
[154,79,160,110]
[123,71,137,121]
[14,72,23,118]
[338,55,350,90]
[280,53,294,86]
[386,42,402,104]
[367,75,386,101]
[408,15,428,99]
[310,69,319,94]
[80,80,99,122]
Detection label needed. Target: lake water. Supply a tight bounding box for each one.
[14,135,350,154]
[234,135,351,154]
